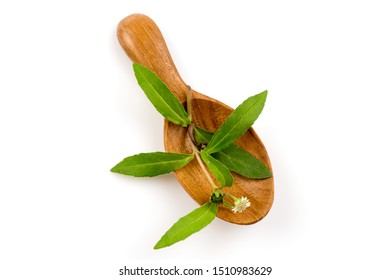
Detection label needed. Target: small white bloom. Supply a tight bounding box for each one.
[232,197,251,213]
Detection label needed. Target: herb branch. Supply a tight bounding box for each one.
[111,63,272,249]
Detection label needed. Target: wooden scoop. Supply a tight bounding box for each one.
[117,14,273,224]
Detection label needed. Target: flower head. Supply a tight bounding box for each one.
[232,197,251,213]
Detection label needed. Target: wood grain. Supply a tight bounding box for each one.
[117,14,274,224]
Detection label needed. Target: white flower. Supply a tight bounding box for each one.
[232,197,251,213]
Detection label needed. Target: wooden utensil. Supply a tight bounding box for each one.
[117,14,273,224]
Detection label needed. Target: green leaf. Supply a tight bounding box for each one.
[194,126,272,179]
[111,152,194,177]
[200,150,233,187]
[133,63,191,127]
[204,91,268,154]
[154,202,218,249]
[193,126,213,145]
[213,145,272,179]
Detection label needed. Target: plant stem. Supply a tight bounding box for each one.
[225,192,238,201]
[186,85,217,192]
[189,139,217,191]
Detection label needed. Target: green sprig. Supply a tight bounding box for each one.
[111,63,272,249]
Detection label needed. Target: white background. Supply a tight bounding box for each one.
[1,0,389,279]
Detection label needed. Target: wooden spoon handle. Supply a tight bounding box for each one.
[117,14,187,102]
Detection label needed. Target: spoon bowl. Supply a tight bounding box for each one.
[117,14,273,224]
